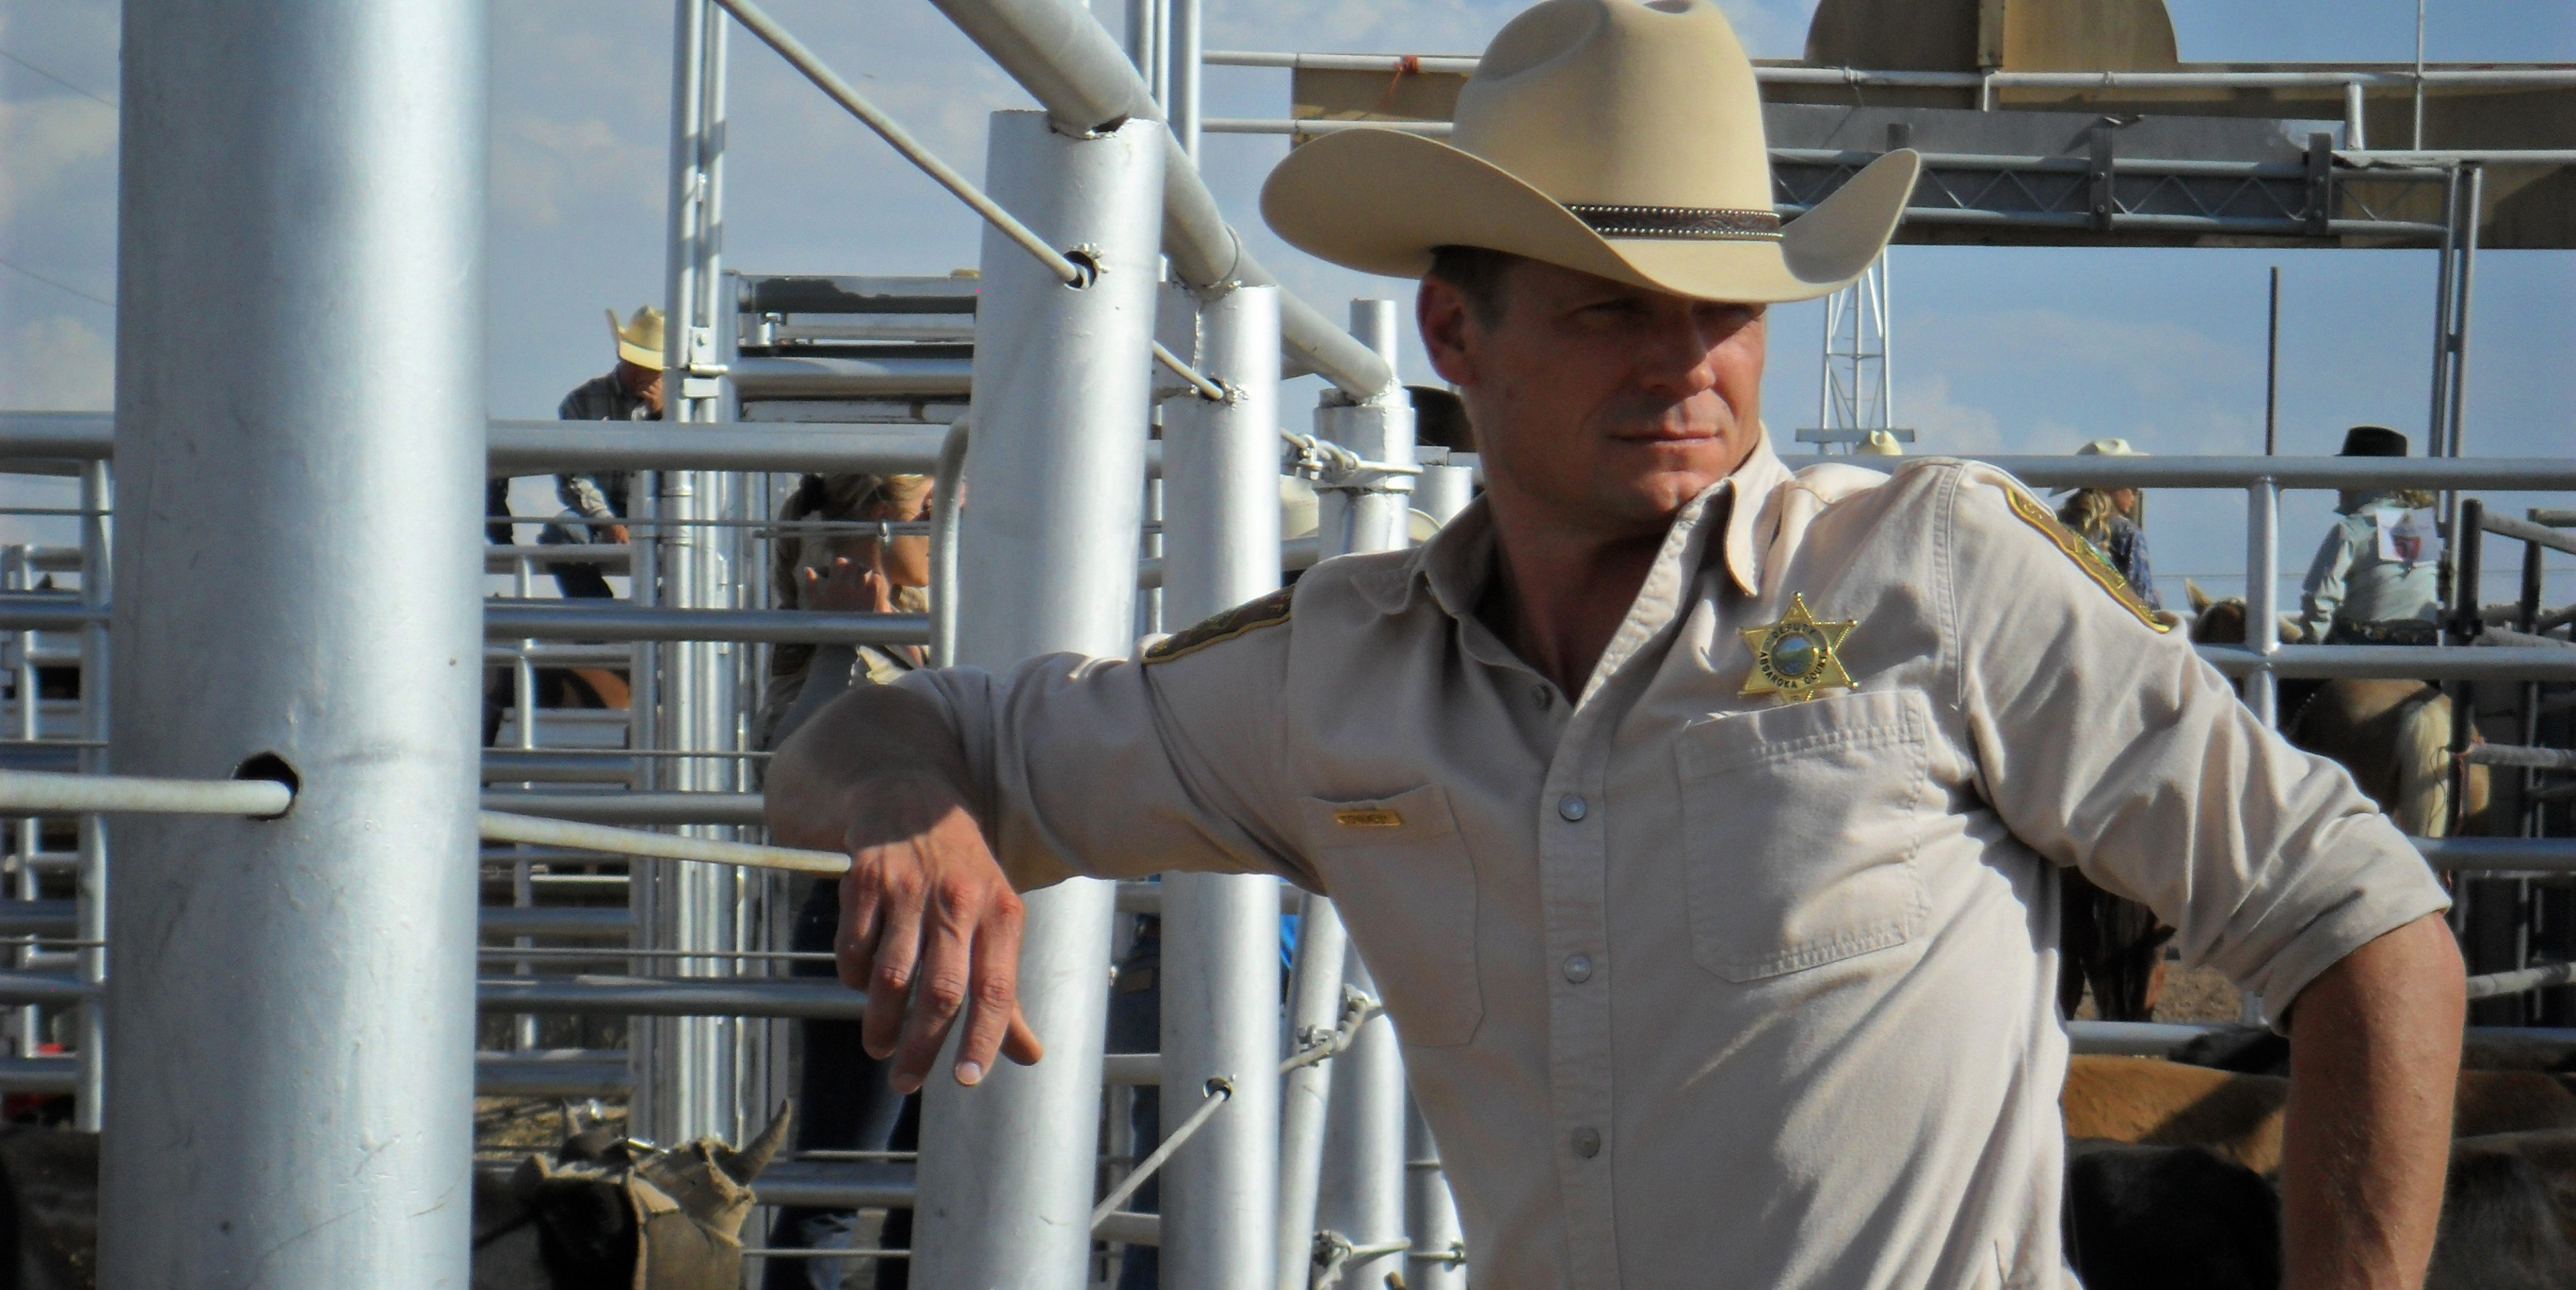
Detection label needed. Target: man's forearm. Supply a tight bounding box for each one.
[2280,913,2465,1290]
[766,682,979,853]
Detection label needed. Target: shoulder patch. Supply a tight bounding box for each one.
[2002,486,2172,633]
[1144,586,1295,663]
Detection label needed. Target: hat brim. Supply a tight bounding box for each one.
[616,339,667,371]
[1260,131,1919,305]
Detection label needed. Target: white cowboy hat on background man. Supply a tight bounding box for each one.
[608,305,667,371]
[2052,436,2147,494]
[1260,0,1920,303]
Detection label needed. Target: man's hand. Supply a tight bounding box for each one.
[606,523,631,547]
[767,688,1043,1093]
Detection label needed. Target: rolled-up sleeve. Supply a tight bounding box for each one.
[1943,468,2449,1026]
[891,627,1314,894]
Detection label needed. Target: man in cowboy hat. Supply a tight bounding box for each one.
[767,2,2463,1286]
[540,305,665,598]
[2298,425,2443,647]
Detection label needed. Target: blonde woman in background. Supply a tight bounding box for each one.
[755,470,932,1289]
[2056,437,2163,613]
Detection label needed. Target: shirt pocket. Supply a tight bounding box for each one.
[1296,784,1483,1047]
[1676,688,1933,983]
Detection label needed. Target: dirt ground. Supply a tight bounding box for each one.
[474,1095,627,1159]
[2068,960,2246,1024]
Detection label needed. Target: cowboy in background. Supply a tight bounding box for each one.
[2056,437,2163,613]
[2299,424,2443,646]
[542,306,666,600]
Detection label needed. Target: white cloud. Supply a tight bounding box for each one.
[0,94,115,226]
[0,315,111,410]
[491,110,665,227]
[1897,373,2008,455]
[1905,307,2253,399]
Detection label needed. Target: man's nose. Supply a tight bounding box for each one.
[1634,315,1721,398]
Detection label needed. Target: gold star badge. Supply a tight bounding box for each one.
[1738,594,1858,701]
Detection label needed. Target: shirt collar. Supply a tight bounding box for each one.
[1394,429,1796,620]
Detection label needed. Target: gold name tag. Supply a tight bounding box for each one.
[1333,808,1403,828]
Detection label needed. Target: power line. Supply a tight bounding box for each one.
[0,256,113,310]
[0,48,115,109]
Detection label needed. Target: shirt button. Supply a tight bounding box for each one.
[1531,683,1552,709]
[1571,1126,1601,1159]
[1558,794,1587,822]
[1563,954,1593,983]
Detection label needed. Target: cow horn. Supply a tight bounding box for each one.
[2185,579,2212,613]
[717,1101,793,1185]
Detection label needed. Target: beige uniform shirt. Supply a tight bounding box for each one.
[898,436,2447,1290]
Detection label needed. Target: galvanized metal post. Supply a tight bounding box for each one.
[1404,1093,1467,1289]
[74,460,107,1130]
[1159,284,1283,1289]
[1281,305,1413,1289]
[911,110,1165,1290]
[1313,301,1417,555]
[2442,164,2481,461]
[1318,955,1408,1287]
[101,0,486,1281]
[643,0,743,1148]
[2241,477,2279,1025]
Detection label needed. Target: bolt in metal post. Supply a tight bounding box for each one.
[1318,955,1409,1289]
[910,110,1165,1290]
[1159,284,1283,1289]
[74,460,107,1130]
[2241,478,2279,1026]
[1404,1092,1466,1290]
[101,0,486,1280]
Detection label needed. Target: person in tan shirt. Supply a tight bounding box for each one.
[767,2,2465,1286]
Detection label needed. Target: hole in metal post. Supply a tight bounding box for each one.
[1062,250,1101,290]
[231,752,299,819]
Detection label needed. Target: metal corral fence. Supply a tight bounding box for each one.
[0,0,2568,1287]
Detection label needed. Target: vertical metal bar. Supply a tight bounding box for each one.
[101,0,486,1278]
[2241,476,2279,1025]
[74,460,107,1130]
[911,110,1165,1290]
[1318,955,1407,1288]
[2263,266,2280,456]
[2426,167,2459,461]
[1170,0,1201,160]
[7,547,38,1058]
[512,554,539,1053]
[2443,164,2481,462]
[2343,79,2367,151]
[1312,301,1417,556]
[1124,0,1152,77]
[2412,0,2427,150]
[1404,1093,1466,1290]
[1876,253,1895,430]
[2449,499,2485,839]
[1275,890,1349,1290]
[1159,284,1283,1290]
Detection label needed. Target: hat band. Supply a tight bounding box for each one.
[1564,204,1783,241]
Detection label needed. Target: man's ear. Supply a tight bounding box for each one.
[1417,277,1477,388]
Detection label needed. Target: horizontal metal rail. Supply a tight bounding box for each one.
[484,602,930,645]
[0,769,290,818]
[0,899,631,942]
[2465,962,2576,1002]
[474,974,867,1020]
[472,1051,635,1098]
[2416,838,2576,872]
[1200,50,2576,91]
[480,810,846,875]
[1922,455,2576,490]
[2464,744,2576,771]
[481,790,765,826]
[2196,644,2576,681]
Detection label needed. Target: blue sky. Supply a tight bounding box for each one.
[1,0,2569,604]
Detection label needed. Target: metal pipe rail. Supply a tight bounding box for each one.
[1199,51,2576,92]
[2465,962,2576,1002]
[0,769,290,818]
[482,790,765,826]
[475,974,867,1020]
[484,602,929,646]
[480,809,845,875]
[1092,1077,1233,1228]
[2195,644,2576,681]
[922,0,1395,397]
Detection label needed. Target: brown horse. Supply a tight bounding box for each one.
[2058,587,2476,1021]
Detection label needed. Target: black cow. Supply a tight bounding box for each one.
[2063,1139,2279,1290]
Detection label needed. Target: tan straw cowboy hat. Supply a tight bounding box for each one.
[1260,0,1919,303]
[607,305,667,371]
